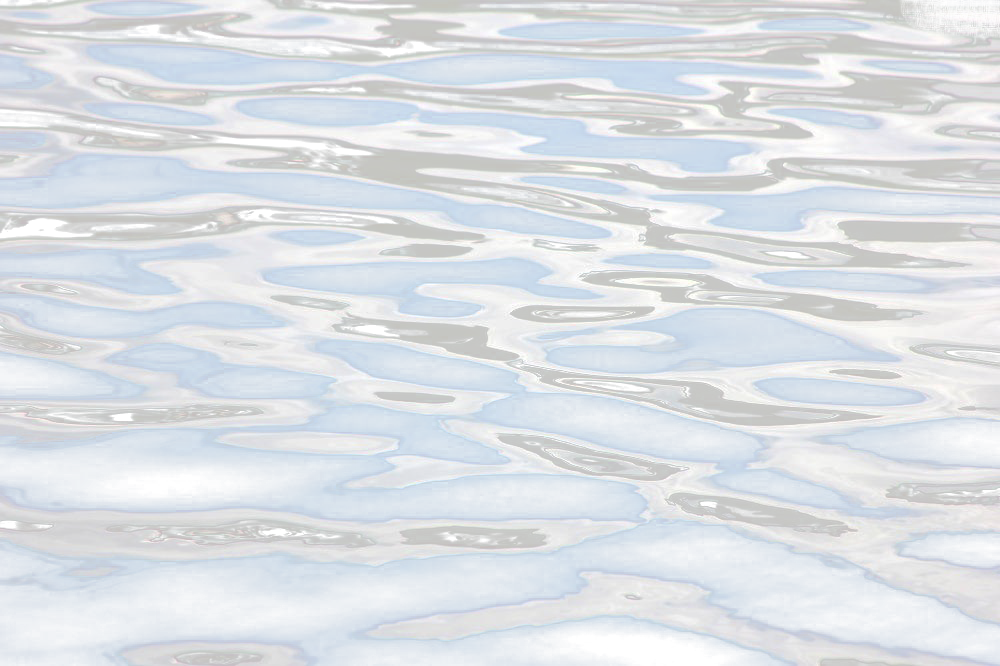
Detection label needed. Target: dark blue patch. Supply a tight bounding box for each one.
[378,54,813,95]
[899,532,1000,569]
[399,298,482,317]
[0,294,284,338]
[0,250,185,294]
[611,254,712,268]
[760,18,868,31]
[312,404,507,464]
[0,429,389,510]
[503,21,697,39]
[0,132,45,150]
[316,340,521,391]
[193,365,333,398]
[323,474,646,524]
[774,109,878,128]
[757,271,931,291]
[545,345,677,374]
[0,540,63,584]
[0,353,142,400]
[110,345,334,398]
[421,112,747,171]
[87,44,364,84]
[548,308,885,373]
[831,419,1000,467]
[108,344,209,370]
[278,231,361,245]
[756,377,924,405]
[480,393,760,468]
[236,97,416,125]
[265,259,595,298]
[868,60,955,72]
[524,176,625,194]
[456,206,611,238]
[85,104,214,125]
[88,2,198,16]
[712,469,868,513]
[0,56,52,88]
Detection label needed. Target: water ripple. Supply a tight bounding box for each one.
[4,1,1000,664]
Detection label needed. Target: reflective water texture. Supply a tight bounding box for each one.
[2,0,1000,663]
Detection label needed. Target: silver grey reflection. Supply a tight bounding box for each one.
[399,526,547,549]
[107,520,375,547]
[0,404,264,425]
[668,493,856,536]
[497,433,685,480]
[174,652,263,666]
[887,481,1000,505]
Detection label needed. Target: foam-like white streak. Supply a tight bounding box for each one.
[899,532,1000,568]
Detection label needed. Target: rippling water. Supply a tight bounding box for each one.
[2,0,1000,664]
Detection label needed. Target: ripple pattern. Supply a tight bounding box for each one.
[2,0,1000,664]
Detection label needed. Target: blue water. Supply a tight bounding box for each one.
[2,1,1000,664]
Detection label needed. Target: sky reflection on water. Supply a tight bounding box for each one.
[0,0,1000,666]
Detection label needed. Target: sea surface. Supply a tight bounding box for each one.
[1,0,1000,664]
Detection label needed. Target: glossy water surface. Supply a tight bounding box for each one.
[1,0,1000,664]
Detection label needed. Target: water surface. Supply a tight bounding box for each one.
[1,0,1000,664]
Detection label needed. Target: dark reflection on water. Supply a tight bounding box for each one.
[887,481,1000,505]
[2,0,999,664]
[0,326,80,354]
[668,492,856,536]
[399,525,547,549]
[0,405,261,425]
[646,222,954,267]
[21,284,76,295]
[174,652,264,666]
[583,271,919,321]
[913,345,1000,365]
[497,432,686,480]
[108,520,374,548]
[0,208,480,240]
[375,391,455,404]
[334,319,517,361]
[820,659,908,666]
[511,361,871,425]
[511,305,653,321]
[271,296,347,310]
